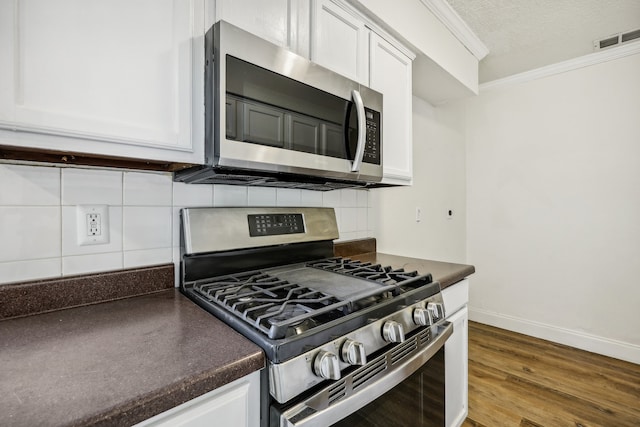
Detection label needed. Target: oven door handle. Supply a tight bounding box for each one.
[275,321,453,427]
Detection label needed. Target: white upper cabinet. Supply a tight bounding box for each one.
[215,0,290,48]
[0,0,204,164]
[310,1,414,184]
[369,33,413,184]
[215,0,310,57]
[310,0,368,84]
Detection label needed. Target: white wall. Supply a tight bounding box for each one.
[464,52,640,363]
[0,164,372,286]
[372,96,467,262]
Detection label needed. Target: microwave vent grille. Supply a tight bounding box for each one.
[173,167,369,191]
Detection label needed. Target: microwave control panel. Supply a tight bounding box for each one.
[363,108,381,165]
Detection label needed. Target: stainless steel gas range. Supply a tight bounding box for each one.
[180,207,452,427]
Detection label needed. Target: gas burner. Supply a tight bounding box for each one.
[307,257,429,290]
[266,306,319,338]
[193,271,350,339]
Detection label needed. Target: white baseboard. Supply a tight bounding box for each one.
[468,307,640,365]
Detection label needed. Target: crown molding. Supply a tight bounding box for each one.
[480,40,640,92]
[419,0,489,60]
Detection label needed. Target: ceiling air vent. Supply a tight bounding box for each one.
[621,29,640,43]
[594,28,640,51]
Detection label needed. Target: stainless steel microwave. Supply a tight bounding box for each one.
[174,20,383,190]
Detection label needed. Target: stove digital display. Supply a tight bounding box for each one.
[248,213,305,237]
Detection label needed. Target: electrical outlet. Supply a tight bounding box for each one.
[446,209,454,220]
[77,205,110,245]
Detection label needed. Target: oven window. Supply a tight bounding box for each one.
[330,347,445,427]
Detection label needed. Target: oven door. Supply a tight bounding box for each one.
[209,20,383,184]
[271,322,453,427]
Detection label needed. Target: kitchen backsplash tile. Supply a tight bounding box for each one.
[300,190,323,207]
[357,190,368,208]
[0,164,60,206]
[172,181,214,206]
[276,188,302,207]
[341,189,358,207]
[0,258,61,284]
[357,207,368,230]
[123,206,172,251]
[123,248,172,269]
[341,207,358,232]
[172,206,183,249]
[0,164,372,286]
[340,231,358,241]
[322,189,342,207]
[62,252,123,276]
[62,168,122,205]
[123,171,172,206]
[213,184,248,206]
[247,187,276,206]
[0,206,61,262]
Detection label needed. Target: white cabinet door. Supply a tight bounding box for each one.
[0,0,204,164]
[215,0,289,48]
[445,306,468,427]
[310,0,368,84]
[135,370,260,427]
[215,0,310,57]
[369,32,413,184]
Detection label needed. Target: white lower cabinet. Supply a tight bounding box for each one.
[135,370,261,427]
[442,279,469,427]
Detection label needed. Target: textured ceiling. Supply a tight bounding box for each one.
[445,0,640,82]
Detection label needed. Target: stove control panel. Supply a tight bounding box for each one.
[247,213,305,237]
[269,293,447,403]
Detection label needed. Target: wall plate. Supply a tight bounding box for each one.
[77,205,110,245]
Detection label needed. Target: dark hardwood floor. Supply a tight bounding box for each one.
[462,322,640,427]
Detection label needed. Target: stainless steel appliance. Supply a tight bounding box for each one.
[180,207,451,426]
[174,21,383,190]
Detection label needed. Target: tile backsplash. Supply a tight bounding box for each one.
[0,163,374,286]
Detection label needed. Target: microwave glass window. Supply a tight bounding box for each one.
[226,55,366,162]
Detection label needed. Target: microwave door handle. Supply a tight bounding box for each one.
[350,89,366,172]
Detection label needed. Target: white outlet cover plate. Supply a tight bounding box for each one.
[77,205,110,245]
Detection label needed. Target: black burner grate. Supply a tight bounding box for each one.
[307,257,431,288]
[190,257,434,342]
[193,271,351,339]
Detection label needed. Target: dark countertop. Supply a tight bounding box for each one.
[0,289,264,427]
[334,238,475,289]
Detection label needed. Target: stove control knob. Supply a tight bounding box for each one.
[313,350,341,380]
[413,307,433,326]
[382,320,405,343]
[341,339,367,365]
[427,302,444,320]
